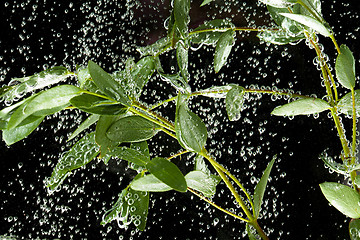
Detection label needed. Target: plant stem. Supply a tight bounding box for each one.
[330,34,341,55]
[188,188,249,222]
[250,219,269,240]
[200,149,255,220]
[167,150,189,160]
[200,149,256,215]
[351,88,357,162]
[189,27,279,36]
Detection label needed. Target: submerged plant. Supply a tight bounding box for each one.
[1,0,359,239]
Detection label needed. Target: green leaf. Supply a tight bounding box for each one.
[259,0,296,8]
[88,60,130,105]
[257,29,305,45]
[190,19,235,45]
[337,90,360,115]
[319,182,360,219]
[131,174,173,192]
[130,57,156,98]
[131,141,150,161]
[68,114,100,141]
[129,187,150,231]
[214,30,235,73]
[246,223,258,240]
[253,156,276,218]
[173,0,190,37]
[96,115,123,157]
[185,171,220,197]
[175,94,208,153]
[271,98,330,116]
[335,44,356,89]
[137,37,171,57]
[194,154,211,175]
[70,93,127,115]
[158,72,191,93]
[7,85,81,129]
[110,146,150,166]
[350,219,360,240]
[1,66,70,102]
[101,189,128,225]
[200,0,214,6]
[196,85,233,98]
[146,157,187,192]
[101,182,150,231]
[176,42,189,82]
[77,66,91,86]
[2,115,44,145]
[279,13,331,37]
[267,5,304,35]
[46,132,99,191]
[106,116,160,143]
[226,85,245,121]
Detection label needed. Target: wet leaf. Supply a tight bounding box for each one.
[96,115,123,157]
[279,13,331,37]
[101,182,150,231]
[128,56,156,98]
[173,0,190,37]
[319,182,360,219]
[214,30,235,73]
[88,60,130,105]
[175,94,208,153]
[257,30,305,45]
[349,219,360,240]
[77,66,91,86]
[176,42,189,82]
[131,174,173,192]
[8,85,80,129]
[158,72,191,93]
[70,93,127,115]
[110,146,150,166]
[253,156,276,218]
[336,90,360,115]
[130,186,150,231]
[106,116,160,143]
[46,132,99,191]
[200,0,214,6]
[131,141,150,161]
[259,0,296,8]
[2,115,44,145]
[335,44,356,89]
[68,114,100,141]
[190,19,235,45]
[226,85,245,121]
[1,66,70,102]
[137,37,171,57]
[185,171,220,197]
[101,189,128,225]
[271,98,330,116]
[146,157,187,192]
[196,85,232,99]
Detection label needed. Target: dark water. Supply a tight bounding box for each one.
[0,0,359,239]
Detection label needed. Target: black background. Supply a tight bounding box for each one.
[0,0,360,239]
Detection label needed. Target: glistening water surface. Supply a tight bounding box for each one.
[0,0,359,239]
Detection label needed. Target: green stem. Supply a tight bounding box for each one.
[188,188,249,222]
[330,34,341,55]
[188,27,279,36]
[129,106,175,133]
[132,101,175,131]
[250,220,269,240]
[200,149,255,219]
[167,150,189,160]
[351,88,357,162]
